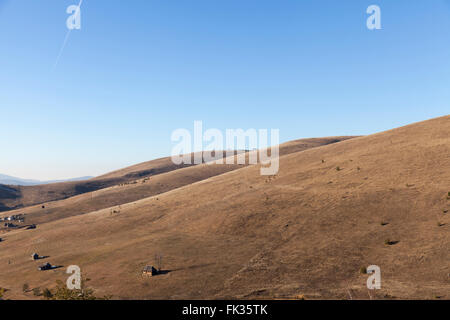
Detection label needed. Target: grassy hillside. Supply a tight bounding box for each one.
[0,138,352,224]
[0,117,448,300]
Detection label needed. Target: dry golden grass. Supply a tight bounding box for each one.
[0,138,351,225]
[0,117,448,300]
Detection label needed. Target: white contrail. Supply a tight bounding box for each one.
[52,0,83,71]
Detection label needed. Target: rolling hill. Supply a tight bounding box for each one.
[0,116,448,300]
[0,138,353,221]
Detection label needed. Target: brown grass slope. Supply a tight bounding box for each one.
[0,151,245,212]
[0,156,191,212]
[0,138,352,226]
[0,117,448,299]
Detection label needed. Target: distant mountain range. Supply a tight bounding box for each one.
[0,174,93,186]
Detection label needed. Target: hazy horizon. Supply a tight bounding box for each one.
[1,0,449,180]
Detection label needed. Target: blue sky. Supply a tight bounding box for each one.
[0,0,449,180]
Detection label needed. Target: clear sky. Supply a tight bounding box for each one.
[1,0,449,180]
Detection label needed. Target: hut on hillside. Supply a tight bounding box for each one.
[142,265,159,277]
[38,262,52,271]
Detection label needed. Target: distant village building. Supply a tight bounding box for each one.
[3,214,24,222]
[5,223,17,228]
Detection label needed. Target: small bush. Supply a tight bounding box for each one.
[22,283,29,293]
[32,287,41,296]
[360,266,367,274]
[42,288,53,299]
[43,279,111,300]
[336,166,342,171]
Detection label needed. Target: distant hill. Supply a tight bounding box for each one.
[0,141,354,214]
[0,174,93,186]
[0,138,353,222]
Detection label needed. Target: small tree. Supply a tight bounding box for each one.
[52,279,96,300]
[44,278,110,300]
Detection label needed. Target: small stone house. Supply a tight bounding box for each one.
[142,265,158,277]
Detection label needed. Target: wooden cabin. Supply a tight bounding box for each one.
[38,262,52,271]
[142,265,159,277]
